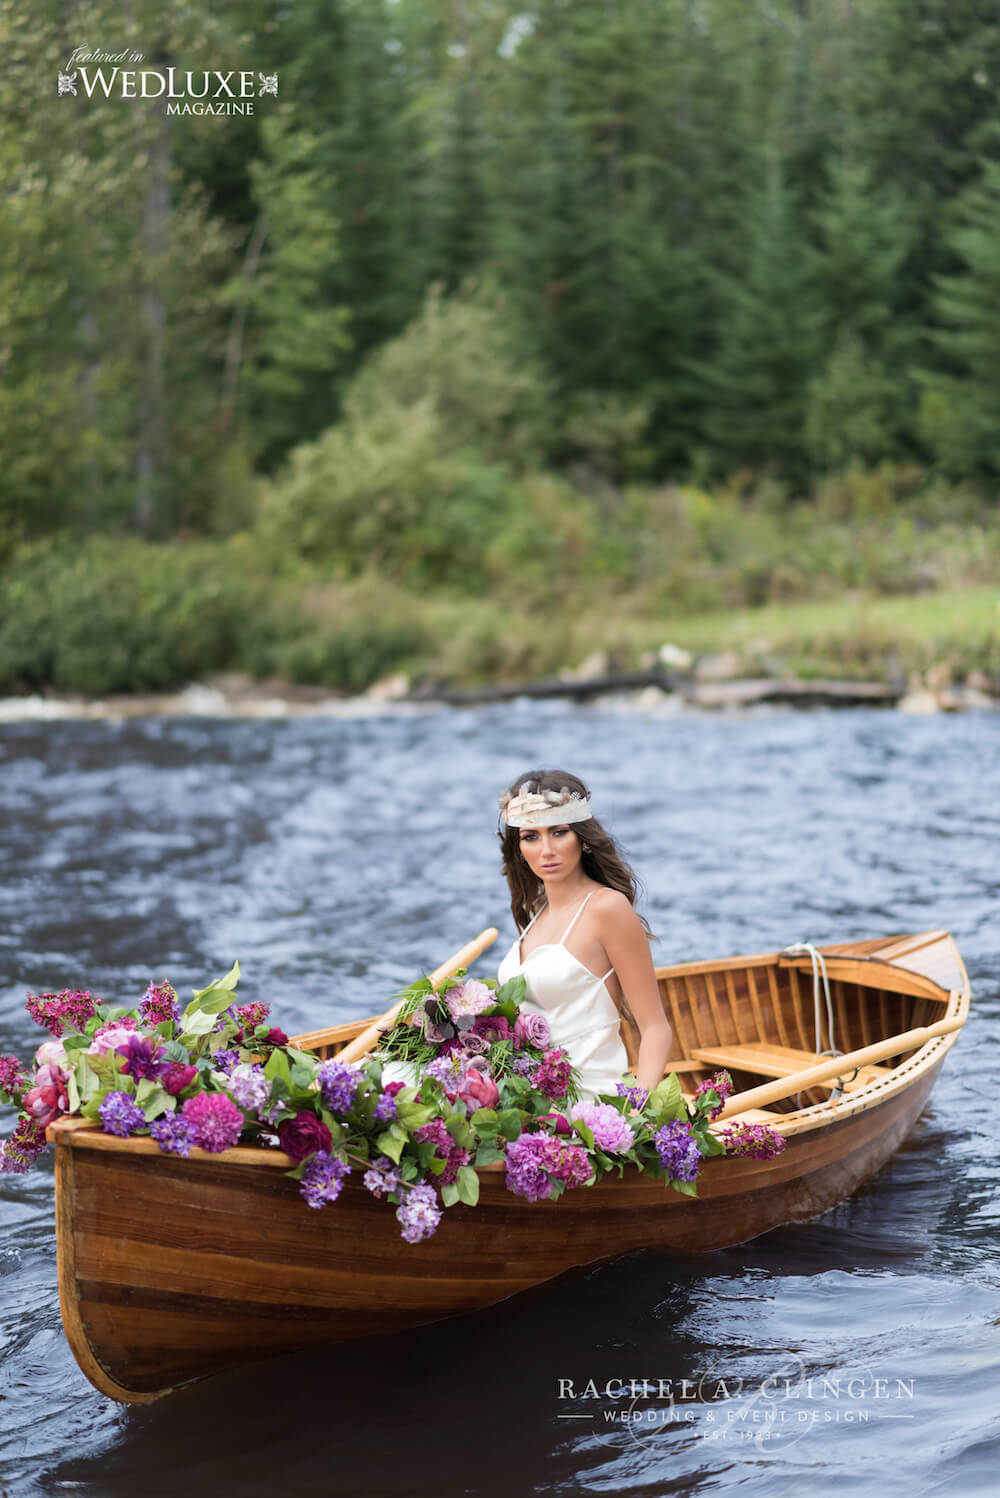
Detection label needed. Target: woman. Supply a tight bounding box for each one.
[495,769,673,1102]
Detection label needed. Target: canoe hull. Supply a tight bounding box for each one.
[55,1051,943,1404]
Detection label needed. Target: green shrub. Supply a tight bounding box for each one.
[0,537,282,695]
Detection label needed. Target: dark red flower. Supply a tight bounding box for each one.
[278,1111,332,1164]
[383,1081,406,1098]
[539,1112,572,1135]
[161,1062,198,1096]
[264,1027,288,1046]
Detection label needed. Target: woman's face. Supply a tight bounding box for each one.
[517,823,582,886]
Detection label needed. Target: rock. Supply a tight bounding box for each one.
[936,685,996,712]
[574,650,610,681]
[658,642,694,671]
[967,669,995,694]
[897,676,940,714]
[364,672,410,702]
[925,661,953,692]
[632,685,684,715]
[694,650,743,682]
[177,684,229,715]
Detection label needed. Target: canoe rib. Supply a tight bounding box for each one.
[50,930,969,1404]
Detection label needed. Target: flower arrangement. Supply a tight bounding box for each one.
[0,964,785,1243]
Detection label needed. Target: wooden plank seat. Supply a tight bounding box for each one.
[688,1043,891,1093]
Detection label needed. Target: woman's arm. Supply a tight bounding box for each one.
[597,891,673,1095]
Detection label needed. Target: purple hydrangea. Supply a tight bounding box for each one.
[140,981,180,1028]
[511,1053,535,1076]
[300,1150,350,1209]
[99,1090,146,1138]
[396,1181,442,1243]
[570,1101,635,1154]
[182,1092,244,1152]
[226,1063,271,1113]
[363,1157,402,1199]
[616,1081,649,1110]
[505,1132,593,1202]
[211,1048,241,1077]
[149,1113,199,1157]
[653,1121,701,1182]
[719,1121,786,1160]
[373,1091,397,1123]
[316,1059,360,1114]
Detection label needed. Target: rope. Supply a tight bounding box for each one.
[779,941,848,1103]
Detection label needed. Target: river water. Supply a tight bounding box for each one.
[1,702,997,1498]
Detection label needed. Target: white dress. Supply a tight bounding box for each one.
[379,890,631,1102]
[495,890,630,1104]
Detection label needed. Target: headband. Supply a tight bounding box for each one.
[498,783,593,828]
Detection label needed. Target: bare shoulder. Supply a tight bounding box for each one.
[590,886,642,935]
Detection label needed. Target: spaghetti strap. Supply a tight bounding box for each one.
[559,891,595,945]
[599,966,615,982]
[520,903,545,936]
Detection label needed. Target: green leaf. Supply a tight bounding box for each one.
[178,1010,217,1039]
[76,1057,101,1103]
[440,1181,460,1207]
[191,961,240,1001]
[474,1141,504,1167]
[164,1040,190,1062]
[670,1178,699,1198]
[572,1119,595,1150]
[497,1109,524,1141]
[66,1070,81,1113]
[62,1034,90,1052]
[137,1085,172,1122]
[495,976,526,1006]
[470,1108,498,1136]
[648,1072,686,1123]
[264,1049,292,1086]
[376,1129,404,1164]
[290,1061,316,1090]
[456,1164,480,1206]
[394,1101,433,1129]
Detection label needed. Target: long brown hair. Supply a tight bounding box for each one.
[497,769,654,937]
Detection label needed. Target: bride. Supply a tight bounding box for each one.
[495,769,673,1102]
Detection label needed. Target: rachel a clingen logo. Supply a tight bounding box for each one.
[556,1359,917,1450]
[57,48,277,115]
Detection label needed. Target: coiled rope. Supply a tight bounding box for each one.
[779,941,853,1103]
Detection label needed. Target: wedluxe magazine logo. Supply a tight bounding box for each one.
[57,47,277,115]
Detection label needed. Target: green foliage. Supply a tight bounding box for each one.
[257,279,554,588]
[0,538,277,695]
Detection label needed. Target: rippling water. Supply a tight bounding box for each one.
[1,703,997,1497]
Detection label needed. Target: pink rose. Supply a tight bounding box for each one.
[514,1010,552,1050]
[34,1040,68,1070]
[458,1065,499,1112]
[23,1063,70,1129]
[88,1024,138,1056]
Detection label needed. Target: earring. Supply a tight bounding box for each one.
[581,842,591,852]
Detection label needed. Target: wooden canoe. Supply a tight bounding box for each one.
[47,929,969,1404]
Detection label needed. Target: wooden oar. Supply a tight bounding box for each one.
[335,927,499,1065]
[714,1010,966,1122]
